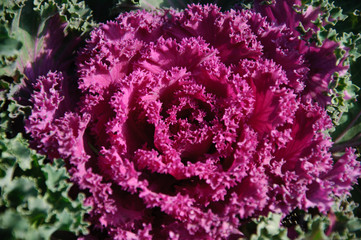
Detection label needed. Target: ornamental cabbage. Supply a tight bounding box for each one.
[26,2,360,239]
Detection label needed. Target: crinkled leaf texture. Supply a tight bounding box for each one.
[0,105,90,239]
[243,196,361,239]
[25,2,361,240]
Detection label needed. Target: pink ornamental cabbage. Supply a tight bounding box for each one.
[26,3,360,239]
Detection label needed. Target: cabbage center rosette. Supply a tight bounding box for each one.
[26,4,360,239]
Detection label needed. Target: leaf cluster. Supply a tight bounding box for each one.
[1,0,361,239]
[0,79,91,240]
[241,195,361,240]
[0,0,95,77]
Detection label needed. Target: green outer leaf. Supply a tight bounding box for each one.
[329,1,361,156]
[111,0,241,12]
[0,0,95,77]
[139,0,190,9]
[2,134,32,170]
[333,0,361,34]
[250,213,289,240]
[1,80,91,239]
[0,33,22,57]
[241,196,361,239]
[0,132,91,239]
[292,1,361,129]
[332,101,361,143]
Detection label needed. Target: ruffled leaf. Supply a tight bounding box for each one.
[0,133,91,239]
[0,79,91,239]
